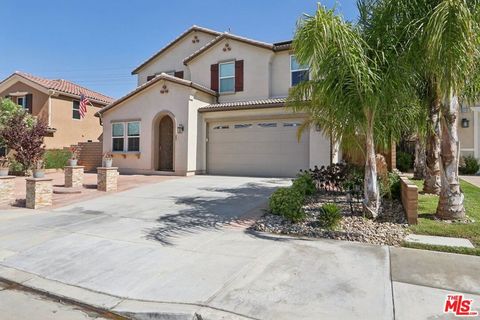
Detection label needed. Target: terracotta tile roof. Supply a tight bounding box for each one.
[198,97,286,112]
[96,73,217,116]
[183,33,275,65]
[131,25,222,75]
[11,72,114,105]
[273,40,293,51]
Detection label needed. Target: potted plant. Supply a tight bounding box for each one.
[68,146,79,166]
[0,156,10,176]
[103,152,113,168]
[32,159,45,178]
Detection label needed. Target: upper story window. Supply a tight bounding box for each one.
[219,61,235,93]
[112,121,141,152]
[290,55,309,86]
[17,96,26,109]
[72,100,81,120]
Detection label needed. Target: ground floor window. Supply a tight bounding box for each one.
[112,121,140,152]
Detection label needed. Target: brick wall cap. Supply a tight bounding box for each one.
[64,166,86,169]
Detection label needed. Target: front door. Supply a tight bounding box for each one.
[158,116,174,171]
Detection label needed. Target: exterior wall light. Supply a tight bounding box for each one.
[177,124,184,133]
[461,118,470,128]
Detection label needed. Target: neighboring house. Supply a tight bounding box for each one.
[458,104,479,159]
[0,72,114,150]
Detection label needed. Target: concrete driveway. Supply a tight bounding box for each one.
[0,175,479,320]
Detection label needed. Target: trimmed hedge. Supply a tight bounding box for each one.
[43,149,71,169]
[459,155,479,175]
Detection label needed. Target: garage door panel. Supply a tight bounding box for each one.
[207,118,310,177]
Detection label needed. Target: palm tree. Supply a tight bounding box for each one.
[287,3,418,217]
[373,0,480,218]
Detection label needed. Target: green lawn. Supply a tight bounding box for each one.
[407,179,480,256]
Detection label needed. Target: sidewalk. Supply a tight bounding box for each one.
[461,175,480,188]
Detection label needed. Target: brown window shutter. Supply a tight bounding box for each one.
[210,64,219,91]
[235,60,244,92]
[174,71,184,79]
[26,94,33,114]
[147,75,155,81]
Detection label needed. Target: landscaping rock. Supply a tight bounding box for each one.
[251,193,409,246]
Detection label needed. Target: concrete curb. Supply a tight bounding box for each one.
[0,265,254,320]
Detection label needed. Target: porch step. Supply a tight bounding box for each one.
[405,234,474,248]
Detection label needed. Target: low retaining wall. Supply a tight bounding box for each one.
[400,177,418,224]
[67,142,102,172]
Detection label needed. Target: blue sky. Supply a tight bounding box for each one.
[0,0,358,98]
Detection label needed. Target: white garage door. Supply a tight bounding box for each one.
[207,119,309,177]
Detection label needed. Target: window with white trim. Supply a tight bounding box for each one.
[72,100,81,119]
[219,62,235,93]
[111,121,141,152]
[17,96,26,109]
[290,55,309,86]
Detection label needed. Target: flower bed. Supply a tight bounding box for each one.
[251,164,409,246]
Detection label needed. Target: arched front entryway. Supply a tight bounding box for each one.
[153,114,174,171]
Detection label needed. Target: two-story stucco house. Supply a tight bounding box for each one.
[96,26,336,177]
[97,25,480,177]
[0,72,114,150]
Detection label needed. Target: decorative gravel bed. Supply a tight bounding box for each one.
[251,193,409,246]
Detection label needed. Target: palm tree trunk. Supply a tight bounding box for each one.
[363,111,380,218]
[436,95,465,219]
[413,135,426,180]
[424,92,441,194]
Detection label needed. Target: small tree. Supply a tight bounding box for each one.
[0,98,34,147]
[0,113,47,172]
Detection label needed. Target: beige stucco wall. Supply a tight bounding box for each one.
[45,95,103,149]
[270,50,291,98]
[137,30,218,86]
[101,80,214,175]
[187,38,275,102]
[0,81,49,123]
[458,107,475,151]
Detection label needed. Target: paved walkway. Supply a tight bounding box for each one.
[461,175,480,188]
[0,176,479,319]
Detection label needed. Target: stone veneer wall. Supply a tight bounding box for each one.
[97,167,118,192]
[64,166,84,188]
[400,177,418,224]
[0,176,15,207]
[26,178,53,209]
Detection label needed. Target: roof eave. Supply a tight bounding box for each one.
[131,26,222,75]
[198,102,285,113]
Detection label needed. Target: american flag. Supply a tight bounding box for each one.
[79,93,91,119]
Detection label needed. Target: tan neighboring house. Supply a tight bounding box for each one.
[96,25,478,177]
[0,72,114,150]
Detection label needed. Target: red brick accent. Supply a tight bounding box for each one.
[400,177,418,224]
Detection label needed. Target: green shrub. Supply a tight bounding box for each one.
[317,203,342,230]
[269,187,306,222]
[396,151,413,172]
[459,155,479,175]
[43,149,71,169]
[380,172,401,199]
[8,159,24,175]
[292,171,316,195]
